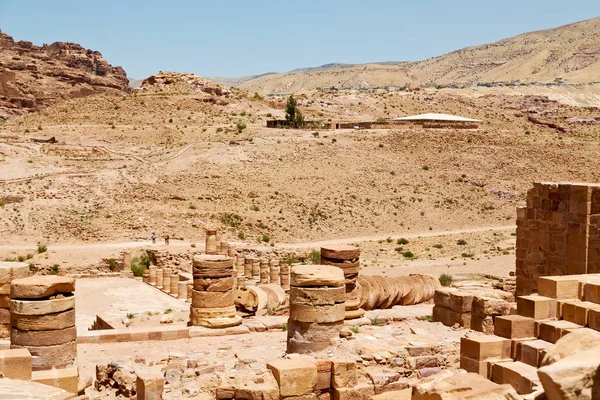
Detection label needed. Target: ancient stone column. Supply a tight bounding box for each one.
[122,251,132,272]
[191,255,241,328]
[162,268,172,294]
[235,256,244,278]
[178,281,188,300]
[244,257,253,279]
[252,259,260,282]
[227,244,236,257]
[287,265,345,354]
[148,266,157,286]
[219,242,229,256]
[205,227,218,255]
[237,277,247,290]
[156,268,164,289]
[170,273,179,297]
[142,270,150,284]
[280,264,290,291]
[320,245,365,320]
[10,276,77,371]
[269,259,280,285]
[0,262,31,339]
[260,259,269,284]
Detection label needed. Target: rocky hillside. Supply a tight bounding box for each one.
[239,17,600,94]
[0,30,129,120]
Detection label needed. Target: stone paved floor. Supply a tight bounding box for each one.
[75,277,189,332]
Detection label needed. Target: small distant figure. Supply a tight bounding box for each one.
[164,235,170,245]
[151,233,157,244]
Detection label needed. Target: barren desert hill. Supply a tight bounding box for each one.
[239,17,600,94]
[0,29,129,120]
[2,76,600,247]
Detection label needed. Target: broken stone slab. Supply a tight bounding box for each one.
[320,245,360,260]
[412,370,519,400]
[10,294,75,316]
[11,341,77,371]
[0,378,79,399]
[540,327,600,366]
[289,303,346,323]
[290,286,346,306]
[290,265,345,288]
[10,276,75,299]
[217,370,279,400]
[10,326,77,347]
[538,344,600,400]
[191,289,234,308]
[10,309,75,331]
[267,359,317,397]
[193,277,235,292]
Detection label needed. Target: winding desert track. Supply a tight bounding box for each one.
[0,225,515,252]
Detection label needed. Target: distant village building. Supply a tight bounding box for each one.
[391,113,483,129]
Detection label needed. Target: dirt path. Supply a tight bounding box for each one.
[274,225,516,249]
[0,225,515,252]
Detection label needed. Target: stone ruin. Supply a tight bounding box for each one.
[0,275,79,396]
[190,255,241,328]
[287,265,345,354]
[516,182,600,296]
[14,183,600,398]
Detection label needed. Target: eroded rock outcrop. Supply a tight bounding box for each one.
[0,29,129,120]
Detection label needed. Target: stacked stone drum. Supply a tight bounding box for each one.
[320,245,365,320]
[191,255,242,328]
[287,265,345,354]
[10,276,77,371]
[0,262,31,339]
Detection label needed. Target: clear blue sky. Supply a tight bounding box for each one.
[1,1,599,79]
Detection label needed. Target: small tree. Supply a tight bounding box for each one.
[294,109,304,128]
[285,95,297,123]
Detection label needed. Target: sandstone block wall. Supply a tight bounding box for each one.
[516,182,600,296]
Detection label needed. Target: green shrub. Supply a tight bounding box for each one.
[238,231,246,240]
[439,273,453,287]
[139,253,152,267]
[397,238,409,245]
[308,249,320,264]
[402,251,415,259]
[50,264,59,275]
[457,239,467,246]
[131,262,146,277]
[37,244,47,254]
[107,258,118,271]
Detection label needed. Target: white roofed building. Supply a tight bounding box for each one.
[391,113,483,129]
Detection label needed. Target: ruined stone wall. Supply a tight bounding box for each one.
[516,182,600,295]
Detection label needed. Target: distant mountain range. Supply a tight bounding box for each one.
[208,17,600,94]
